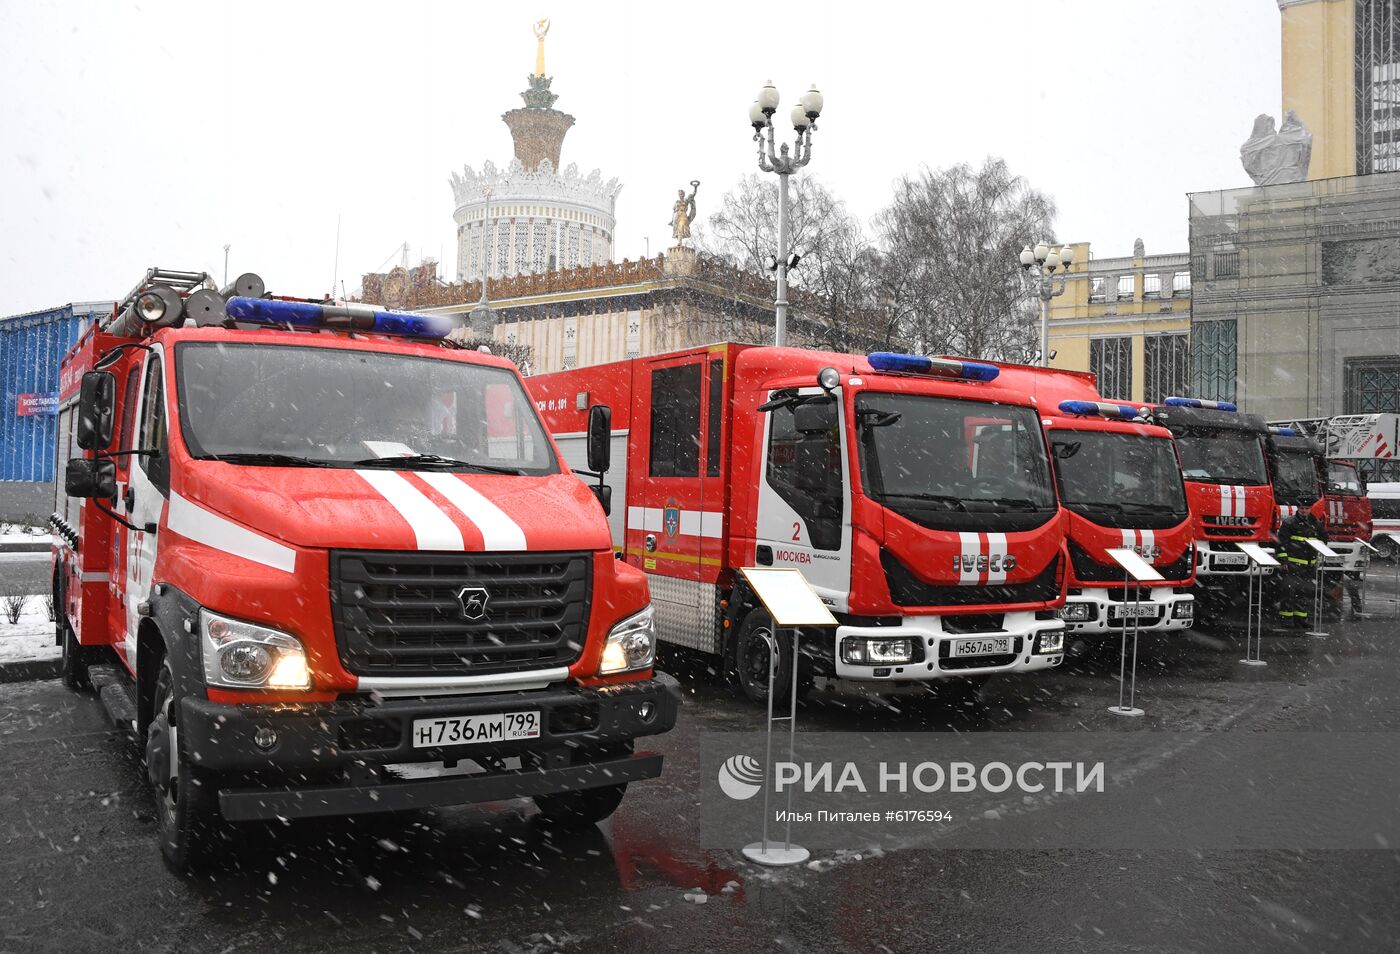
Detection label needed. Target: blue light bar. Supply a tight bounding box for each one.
[225,297,453,339]
[867,352,1000,382]
[1058,400,1148,420]
[1163,396,1238,412]
[1269,426,1300,436]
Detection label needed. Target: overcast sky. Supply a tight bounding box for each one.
[0,0,1279,315]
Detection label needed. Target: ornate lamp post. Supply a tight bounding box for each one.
[469,190,495,337]
[749,81,824,347]
[1019,240,1075,367]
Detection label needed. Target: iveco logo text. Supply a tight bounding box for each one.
[952,553,1017,573]
[1209,516,1253,526]
[1129,544,1161,560]
[456,586,490,620]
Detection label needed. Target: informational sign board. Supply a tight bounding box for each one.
[1105,548,1165,583]
[1238,542,1282,567]
[1357,540,1380,554]
[15,393,58,417]
[1305,538,1340,559]
[738,567,838,627]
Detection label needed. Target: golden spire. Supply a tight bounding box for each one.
[533,18,550,77]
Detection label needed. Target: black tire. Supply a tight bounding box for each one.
[730,607,795,706]
[146,659,220,871]
[533,783,628,829]
[59,616,94,692]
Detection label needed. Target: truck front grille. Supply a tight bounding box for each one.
[331,550,591,677]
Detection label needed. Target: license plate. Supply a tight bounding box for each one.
[1214,553,1248,567]
[411,711,540,749]
[951,637,1010,657]
[1110,604,1157,619]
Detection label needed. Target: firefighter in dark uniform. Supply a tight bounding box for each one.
[1277,509,1326,628]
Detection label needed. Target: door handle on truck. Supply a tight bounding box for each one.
[124,487,135,512]
[644,533,657,552]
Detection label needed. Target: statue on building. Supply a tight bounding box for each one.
[670,180,700,245]
[533,18,550,76]
[1240,110,1313,185]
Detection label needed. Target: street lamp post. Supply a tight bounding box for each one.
[469,190,494,337]
[749,81,824,347]
[1019,240,1075,367]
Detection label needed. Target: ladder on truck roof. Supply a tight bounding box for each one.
[1271,415,1400,460]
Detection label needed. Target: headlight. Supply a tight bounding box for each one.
[841,637,914,665]
[1172,599,1195,619]
[1036,630,1065,654]
[200,610,311,690]
[1056,602,1093,622]
[599,605,656,675]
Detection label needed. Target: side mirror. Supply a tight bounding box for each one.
[586,405,612,473]
[76,371,116,450]
[793,400,835,435]
[590,483,612,516]
[65,458,116,499]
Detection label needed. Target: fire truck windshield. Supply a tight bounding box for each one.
[1049,431,1187,521]
[1327,462,1365,495]
[1273,449,1321,504]
[855,392,1055,530]
[1173,431,1267,486]
[175,343,558,474]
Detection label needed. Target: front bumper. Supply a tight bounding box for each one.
[1060,587,1194,638]
[831,612,1064,683]
[181,672,681,821]
[1195,540,1274,576]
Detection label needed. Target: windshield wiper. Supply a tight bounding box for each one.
[351,454,524,475]
[876,492,967,511]
[201,452,334,468]
[980,497,1044,511]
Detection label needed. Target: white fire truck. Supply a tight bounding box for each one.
[530,344,1069,704]
[52,268,677,869]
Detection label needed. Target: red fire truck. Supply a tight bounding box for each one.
[52,268,677,869]
[1151,398,1276,611]
[529,344,1068,704]
[992,365,1196,638]
[1270,416,1383,573]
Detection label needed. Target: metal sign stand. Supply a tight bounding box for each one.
[1304,538,1340,638]
[1352,539,1380,621]
[1237,543,1280,667]
[1105,548,1164,718]
[736,567,838,868]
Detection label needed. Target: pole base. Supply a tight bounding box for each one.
[1239,658,1268,667]
[742,842,810,867]
[1107,705,1145,717]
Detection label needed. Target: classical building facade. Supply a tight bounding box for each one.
[1046,240,1193,404]
[449,31,620,282]
[1187,172,1400,421]
[1279,0,1399,178]
[359,249,860,375]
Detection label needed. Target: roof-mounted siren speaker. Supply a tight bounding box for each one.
[182,288,229,326]
[220,273,265,300]
[107,284,183,337]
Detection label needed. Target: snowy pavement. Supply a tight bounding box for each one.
[0,616,1397,952]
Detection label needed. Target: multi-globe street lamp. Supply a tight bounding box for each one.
[748,81,824,347]
[1019,240,1075,367]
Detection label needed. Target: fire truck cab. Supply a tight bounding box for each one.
[1153,398,1276,597]
[530,344,1069,704]
[993,365,1196,638]
[52,270,678,869]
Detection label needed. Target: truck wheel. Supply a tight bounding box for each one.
[59,617,94,692]
[533,783,628,829]
[1376,537,1397,563]
[731,608,811,706]
[146,659,220,872]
